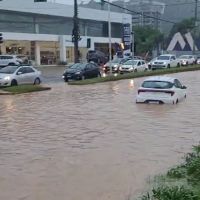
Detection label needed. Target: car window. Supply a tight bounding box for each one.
[174,79,182,88]
[85,64,92,70]
[171,56,176,60]
[0,66,18,74]
[157,56,170,60]
[142,81,174,89]
[17,67,27,74]
[25,67,35,73]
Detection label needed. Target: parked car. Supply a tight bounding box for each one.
[103,57,131,73]
[147,57,157,70]
[178,55,196,66]
[0,65,41,86]
[136,76,187,104]
[119,59,148,73]
[86,50,108,65]
[196,56,200,64]
[0,55,23,68]
[62,62,101,82]
[151,54,180,70]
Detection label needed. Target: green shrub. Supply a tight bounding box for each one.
[141,186,198,200]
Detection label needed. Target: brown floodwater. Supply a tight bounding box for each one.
[0,70,200,200]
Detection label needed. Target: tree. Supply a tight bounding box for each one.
[134,26,164,56]
[169,18,195,39]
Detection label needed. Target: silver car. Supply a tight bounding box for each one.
[0,65,41,86]
[119,59,148,73]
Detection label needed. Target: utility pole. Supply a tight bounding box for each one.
[108,0,112,75]
[73,0,79,63]
[193,0,198,55]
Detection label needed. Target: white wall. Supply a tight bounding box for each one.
[0,0,132,24]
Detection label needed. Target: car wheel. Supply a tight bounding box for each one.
[134,69,137,72]
[11,79,18,86]
[176,99,179,104]
[34,78,41,85]
[167,64,170,68]
[144,68,148,71]
[177,63,180,67]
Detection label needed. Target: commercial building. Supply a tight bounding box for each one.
[0,0,132,65]
[81,0,165,30]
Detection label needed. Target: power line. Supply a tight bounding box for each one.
[102,0,176,24]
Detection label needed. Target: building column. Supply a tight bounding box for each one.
[59,35,67,63]
[35,41,41,66]
[0,44,6,54]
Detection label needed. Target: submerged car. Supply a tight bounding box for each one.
[0,65,41,86]
[136,76,187,104]
[62,62,101,82]
[151,54,180,70]
[103,57,131,73]
[119,59,148,73]
[178,55,196,66]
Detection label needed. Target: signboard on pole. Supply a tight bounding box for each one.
[122,23,131,51]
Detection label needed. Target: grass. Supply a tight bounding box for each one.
[0,85,51,94]
[138,145,200,200]
[68,65,200,85]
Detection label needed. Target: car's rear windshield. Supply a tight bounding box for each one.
[124,60,137,65]
[70,63,85,69]
[142,81,173,89]
[0,66,18,74]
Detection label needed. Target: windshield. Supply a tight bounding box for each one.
[157,56,170,60]
[179,55,189,59]
[0,66,18,74]
[112,58,122,63]
[69,63,85,70]
[142,81,173,89]
[124,60,137,65]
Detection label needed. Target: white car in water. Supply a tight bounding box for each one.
[178,55,196,66]
[119,59,148,73]
[136,76,187,104]
[151,54,180,70]
[0,65,42,86]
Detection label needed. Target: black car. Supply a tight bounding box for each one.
[62,62,101,82]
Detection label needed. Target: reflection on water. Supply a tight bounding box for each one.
[0,71,200,200]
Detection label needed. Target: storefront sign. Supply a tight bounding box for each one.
[123,23,131,51]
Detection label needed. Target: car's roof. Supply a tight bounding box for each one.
[143,76,175,82]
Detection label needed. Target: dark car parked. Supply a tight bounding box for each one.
[86,50,108,65]
[62,62,101,82]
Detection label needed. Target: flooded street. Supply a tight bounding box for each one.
[0,70,200,200]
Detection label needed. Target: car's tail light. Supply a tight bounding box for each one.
[138,89,174,96]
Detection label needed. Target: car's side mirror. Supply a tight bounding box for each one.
[17,71,22,75]
[181,85,187,89]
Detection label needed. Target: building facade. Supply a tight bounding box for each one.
[0,0,132,65]
[80,0,165,30]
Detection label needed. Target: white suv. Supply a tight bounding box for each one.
[152,54,180,70]
[0,55,23,68]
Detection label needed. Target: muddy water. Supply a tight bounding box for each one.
[0,71,200,200]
